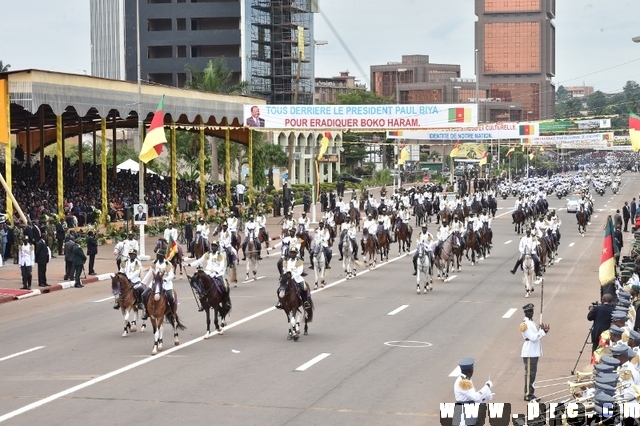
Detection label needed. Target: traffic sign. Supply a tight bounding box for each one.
[423,176,430,184]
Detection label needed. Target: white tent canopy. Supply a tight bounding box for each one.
[116,159,159,175]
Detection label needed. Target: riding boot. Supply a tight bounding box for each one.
[510,258,523,274]
[241,242,247,260]
[338,245,343,261]
[166,291,176,315]
[301,290,310,309]
[412,256,417,275]
[224,289,232,310]
[275,288,283,309]
[353,242,359,260]
[326,249,332,269]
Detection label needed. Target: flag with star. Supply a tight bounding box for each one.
[506,146,515,157]
[599,215,617,286]
[449,140,462,157]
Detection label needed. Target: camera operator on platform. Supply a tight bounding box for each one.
[587,293,615,353]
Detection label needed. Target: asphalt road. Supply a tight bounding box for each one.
[0,175,636,425]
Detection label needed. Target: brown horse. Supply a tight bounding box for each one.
[513,209,526,234]
[296,230,311,261]
[277,272,314,341]
[111,273,146,336]
[377,227,390,262]
[464,226,480,265]
[258,227,271,256]
[577,211,587,236]
[395,221,413,253]
[440,207,452,225]
[193,234,207,260]
[188,270,231,338]
[155,238,184,275]
[478,226,491,260]
[348,206,360,230]
[144,273,186,355]
[361,229,377,269]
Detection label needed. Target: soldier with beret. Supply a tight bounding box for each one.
[452,357,493,425]
[520,303,549,402]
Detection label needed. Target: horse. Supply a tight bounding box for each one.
[577,210,588,236]
[361,229,377,269]
[348,206,360,230]
[415,243,433,294]
[439,207,452,225]
[478,226,491,260]
[144,273,186,355]
[488,195,498,218]
[155,238,184,276]
[188,270,230,338]
[296,229,311,261]
[395,220,413,254]
[341,236,356,279]
[310,239,326,290]
[522,253,537,298]
[245,238,259,281]
[434,234,454,281]
[111,273,146,336]
[464,226,480,265]
[451,232,464,272]
[334,211,346,231]
[513,209,526,234]
[192,233,207,260]
[277,272,314,341]
[257,227,271,257]
[377,226,390,262]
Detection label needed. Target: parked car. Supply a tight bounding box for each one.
[339,173,363,184]
[566,193,581,213]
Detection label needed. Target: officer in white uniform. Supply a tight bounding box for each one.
[188,241,231,310]
[362,213,377,253]
[452,357,494,425]
[142,249,176,313]
[510,228,541,277]
[196,217,210,247]
[412,224,434,275]
[520,303,549,402]
[241,215,262,260]
[115,248,145,311]
[163,222,178,245]
[275,246,310,309]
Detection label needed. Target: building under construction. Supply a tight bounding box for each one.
[250,0,316,105]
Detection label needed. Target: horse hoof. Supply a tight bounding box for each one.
[293,334,300,341]
[471,262,474,266]
[140,325,146,333]
[304,331,308,336]
[219,329,224,335]
[122,331,128,337]
[525,292,530,298]
[130,326,137,333]
[174,340,180,346]
[204,332,211,339]
[417,287,421,294]
[152,348,158,355]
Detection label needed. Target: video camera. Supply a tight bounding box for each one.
[589,301,600,309]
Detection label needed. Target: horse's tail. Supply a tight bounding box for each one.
[305,298,314,323]
[172,312,187,330]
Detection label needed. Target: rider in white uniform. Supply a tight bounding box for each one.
[313,221,332,269]
[188,241,231,310]
[510,227,541,277]
[142,249,176,313]
[164,222,178,244]
[115,248,145,311]
[256,210,269,249]
[122,232,140,262]
[196,217,210,248]
[451,215,466,252]
[275,246,310,309]
[413,224,434,275]
[435,222,452,259]
[241,215,262,260]
[218,223,238,265]
[281,212,297,239]
[362,213,378,253]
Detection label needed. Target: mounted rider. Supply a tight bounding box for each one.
[451,215,466,252]
[362,213,378,253]
[577,195,591,223]
[435,221,452,258]
[339,217,359,261]
[195,217,210,249]
[255,209,269,249]
[142,249,176,314]
[313,221,332,270]
[548,209,561,245]
[276,246,310,309]
[413,224,435,276]
[225,213,240,248]
[122,232,139,262]
[378,207,393,243]
[277,227,300,276]
[510,227,542,277]
[241,214,262,261]
[188,241,231,311]
[218,222,238,265]
[512,196,524,224]
[478,209,493,246]
[322,209,335,229]
[164,221,178,245]
[281,212,297,239]
[297,211,311,242]
[115,248,145,312]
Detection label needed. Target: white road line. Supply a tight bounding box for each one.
[448,275,457,281]
[555,257,562,263]
[93,296,113,303]
[502,308,517,319]
[504,240,512,245]
[568,243,575,247]
[0,346,45,362]
[295,353,331,371]
[242,276,265,283]
[449,366,461,377]
[388,305,409,316]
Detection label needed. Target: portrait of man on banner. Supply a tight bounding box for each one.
[133,204,148,224]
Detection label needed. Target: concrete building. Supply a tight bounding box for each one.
[565,86,594,98]
[314,70,366,104]
[475,0,556,121]
[90,0,126,80]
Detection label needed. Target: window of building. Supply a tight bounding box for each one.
[148,46,172,59]
[177,45,187,58]
[148,73,173,86]
[148,0,171,4]
[177,73,187,87]
[177,19,186,31]
[191,44,239,58]
[148,18,172,32]
[191,17,239,31]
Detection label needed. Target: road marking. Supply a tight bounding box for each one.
[242,276,265,283]
[504,240,512,245]
[449,366,461,377]
[555,257,562,263]
[93,296,114,303]
[502,308,517,319]
[568,243,575,247]
[295,353,331,371]
[593,215,598,218]
[0,346,45,362]
[388,305,409,316]
[448,275,457,281]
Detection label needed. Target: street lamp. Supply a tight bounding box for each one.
[475,49,480,123]
[394,68,407,192]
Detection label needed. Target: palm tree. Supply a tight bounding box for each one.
[0,61,11,72]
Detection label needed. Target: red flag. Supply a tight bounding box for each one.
[506,146,515,157]
[599,216,617,286]
[139,95,167,163]
[450,140,462,157]
[630,113,640,152]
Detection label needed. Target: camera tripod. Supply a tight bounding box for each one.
[571,325,594,375]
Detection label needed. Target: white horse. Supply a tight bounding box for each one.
[416,243,433,294]
[311,239,327,290]
[342,237,356,279]
[245,238,259,281]
[522,252,536,297]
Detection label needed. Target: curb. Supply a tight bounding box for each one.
[0,273,113,304]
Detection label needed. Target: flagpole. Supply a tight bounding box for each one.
[136,0,149,260]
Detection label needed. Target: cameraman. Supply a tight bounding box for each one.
[587,293,614,353]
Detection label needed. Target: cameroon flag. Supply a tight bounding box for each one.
[166,234,179,261]
[598,216,617,286]
[629,113,640,152]
[139,96,167,164]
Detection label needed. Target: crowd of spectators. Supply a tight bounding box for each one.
[0,155,225,227]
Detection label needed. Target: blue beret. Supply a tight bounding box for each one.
[618,291,631,299]
[458,357,474,370]
[600,356,621,367]
[617,299,631,307]
[609,325,624,335]
[595,373,619,386]
[594,382,616,396]
[594,392,616,414]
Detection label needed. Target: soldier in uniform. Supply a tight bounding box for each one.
[18,236,34,290]
[412,224,434,276]
[242,214,262,260]
[520,303,549,402]
[116,248,145,311]
[452,357,494,426]
[142,249,177,313]
[188,241,231,311]
[276,246,310,310]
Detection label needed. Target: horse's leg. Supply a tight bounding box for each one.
[122,308,131,337]
[151,321,160,355]
[213,307,221,333]
[158,323,164,351]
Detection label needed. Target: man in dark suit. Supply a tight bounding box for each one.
[631,198,637,222]
[623,201,631,232]
[34,234,50,287]
[71,238,87,288]
[184,218,194,256]
[64,235,75,280]
[587,294,615,352]
[614,224,623,263]
[613,209,623,230]
[302,191,310,213]
[134,204,147,221]
[86,231,98,275]
[320,190,328,212]
[246,105,265,127]
[55,218,66,255]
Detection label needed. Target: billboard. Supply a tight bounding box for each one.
[243,104,478,130]
[386,122,538,140]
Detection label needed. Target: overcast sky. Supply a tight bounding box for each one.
[2,1,639,94]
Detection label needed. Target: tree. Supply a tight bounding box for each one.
[623,80,640,114]
[556,85,568,102]
[260,142,288,187]
[185,58,249,95]
[341,132,367,170]
[586,91,608,115]
[0,61,10,72]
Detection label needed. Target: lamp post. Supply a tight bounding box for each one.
[310,40,327,225]
[394,68,407,192]
[475,49,480,123]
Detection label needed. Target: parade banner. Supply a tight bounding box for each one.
[525,132,614,147]
[386,122,538,140]
[449,142,487,159]
[243,104,478,130]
